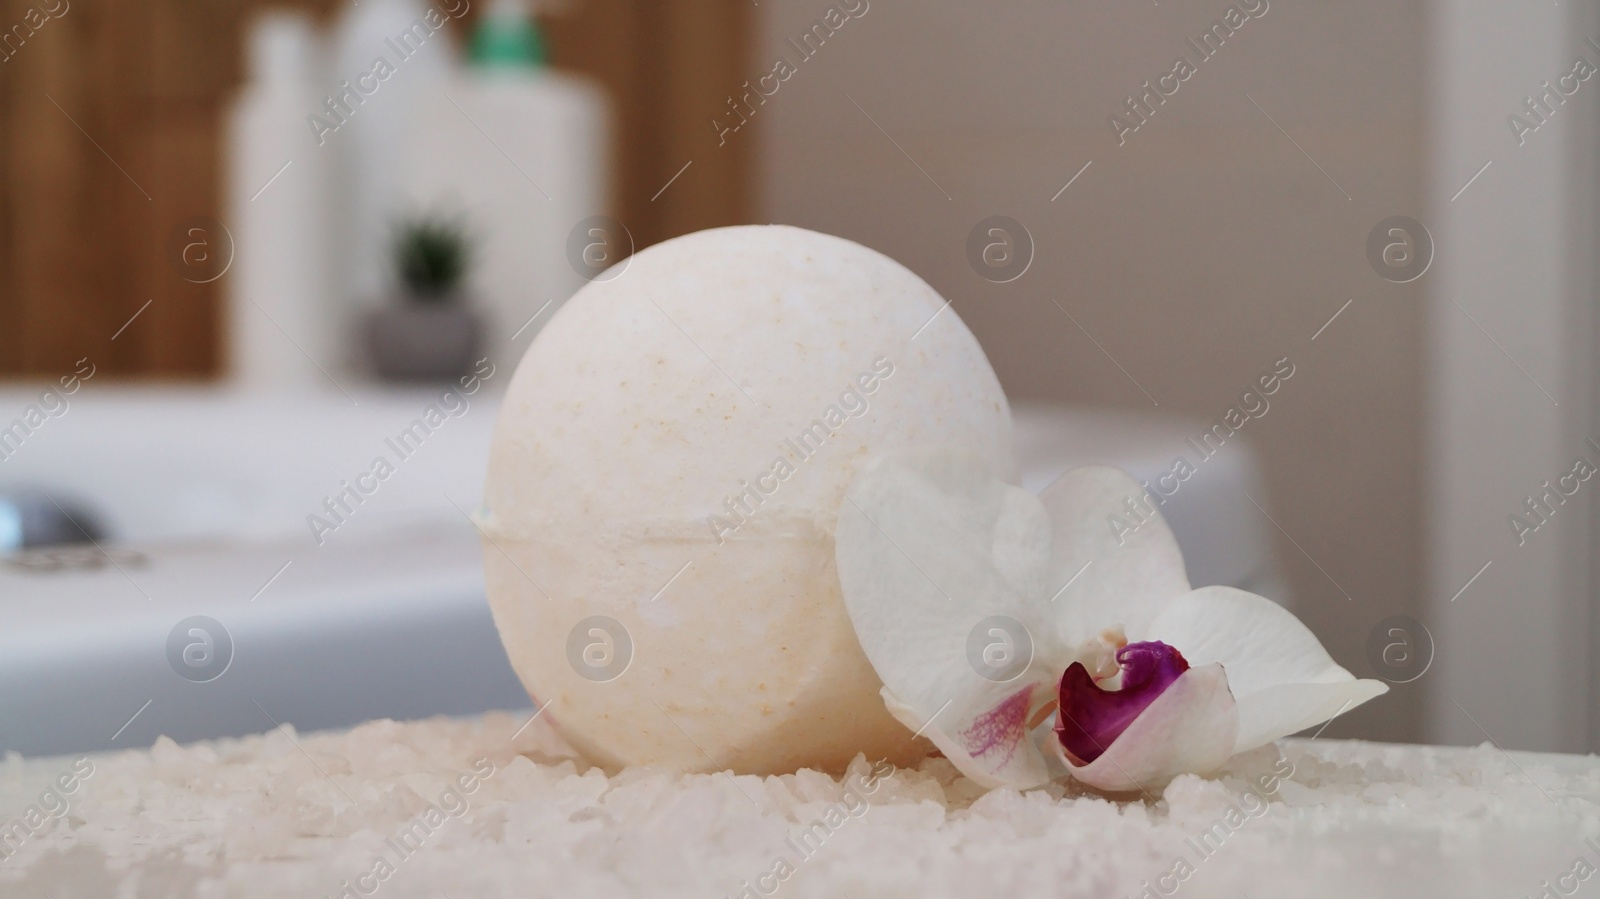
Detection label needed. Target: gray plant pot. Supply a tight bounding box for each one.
[366,299,481,382]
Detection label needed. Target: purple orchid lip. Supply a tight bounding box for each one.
[1055,640,1190,765]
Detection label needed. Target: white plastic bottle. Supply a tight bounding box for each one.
[402,0,608,375]
[327,0,454,352]
[226,12,336,390]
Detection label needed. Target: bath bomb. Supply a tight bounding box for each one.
[481,225,1014,775]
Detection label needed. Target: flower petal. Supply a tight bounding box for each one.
[883,683,1052,790]
[1037,466,1191,648]
[1222,680,1389,753]
[1055,641,1191,764]
[1054,663,1238,793]
[1146,585,1389,752]
[836,450,1060,789]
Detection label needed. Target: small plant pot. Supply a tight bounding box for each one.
[366,299,481,382]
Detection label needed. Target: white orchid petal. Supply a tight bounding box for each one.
[1054,663,1238,793]
[884,685,1053,789]
[1147,586,1388,752]
[1226,680,1390,753]
[836,451,1059,788]
[1037,465,1191,647]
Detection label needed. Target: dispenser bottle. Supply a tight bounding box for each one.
[402,0,609,374]
[328,0,453,361]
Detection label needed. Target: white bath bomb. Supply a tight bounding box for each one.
[481,225,1013,775]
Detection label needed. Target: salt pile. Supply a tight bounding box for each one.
[0,712,1594,898]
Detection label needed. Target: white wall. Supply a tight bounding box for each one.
[1425,1,1598,752]
[755,0,1430,743]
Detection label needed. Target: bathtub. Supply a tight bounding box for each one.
[0,386,1283,757]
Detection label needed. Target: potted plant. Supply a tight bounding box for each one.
[366,216,482,381]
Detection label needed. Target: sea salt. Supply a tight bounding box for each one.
[0,713,1594,898]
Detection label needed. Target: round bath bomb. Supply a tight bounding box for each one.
[481,224,1014,775]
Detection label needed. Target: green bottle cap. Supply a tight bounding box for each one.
[469,0,546,68]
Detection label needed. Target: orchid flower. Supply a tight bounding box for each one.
[835,450,1387,793]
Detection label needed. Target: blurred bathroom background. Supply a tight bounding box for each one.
[1,0,1596,759]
